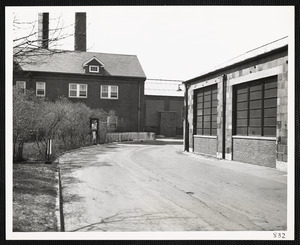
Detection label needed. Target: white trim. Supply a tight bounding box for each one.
[89,65,100,73]
[100,85,118,99]
[107,116,118,129]
[228,66,283,86]
[191,77,221,90]
[232,135,276,141]
[36,82,45,97]
[225,153,232,161]
[193,135,217,139]
[276,160,287,172]
[82,56,105,67]
[69,83,88,98]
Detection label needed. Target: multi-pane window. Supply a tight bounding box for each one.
[100,116,108,129]
[101,85,118,99]
[16,81,26,93]
[98,116,118,131]
[89,65,99,73]
[194,85,218,135]
[69,83,87,98]
[108,116,118,130]
[233,76,277,137]
[36,82,45,97]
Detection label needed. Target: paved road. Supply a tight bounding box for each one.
[59,139,287,232]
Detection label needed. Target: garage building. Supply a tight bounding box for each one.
[183,37,288,171]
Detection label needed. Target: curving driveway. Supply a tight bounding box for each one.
[58,139,287,232]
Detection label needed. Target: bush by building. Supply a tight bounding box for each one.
[13,85,119,162]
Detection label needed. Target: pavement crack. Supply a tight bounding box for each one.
[69,210,195,232]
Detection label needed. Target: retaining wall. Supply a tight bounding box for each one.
[106,132,155,143]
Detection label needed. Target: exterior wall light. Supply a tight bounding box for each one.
[177,84,182,92]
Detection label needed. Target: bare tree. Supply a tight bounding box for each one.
[13,13,74,66]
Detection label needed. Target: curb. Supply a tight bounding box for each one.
[57,164,65,231]
[54,168,61,232]
[183,151,287,172]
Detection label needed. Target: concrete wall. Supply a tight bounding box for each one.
[106,132,155,142]
[185,47,288,170]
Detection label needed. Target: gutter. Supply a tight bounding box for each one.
[138,82,141,132]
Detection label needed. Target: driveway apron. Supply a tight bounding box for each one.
[58,140,287,232]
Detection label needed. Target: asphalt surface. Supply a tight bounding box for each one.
[58,139,287,232]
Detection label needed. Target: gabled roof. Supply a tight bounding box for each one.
[185,36,288,83]
[82,56,105,67]
[145,79,184,97]
[15,49,146,78]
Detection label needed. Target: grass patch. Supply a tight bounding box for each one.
[13,162,59,232]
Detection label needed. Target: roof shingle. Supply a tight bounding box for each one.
[16,50,146,78]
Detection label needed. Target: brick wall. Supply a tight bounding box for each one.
[193,136,217,156]
[233,137,276,168]
[185,48,288,169]
[145,99,165,127]
[14,72,145,132]
[145,96,184,135]
[169,100,184,128]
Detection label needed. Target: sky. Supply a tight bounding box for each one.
[9,6,294,80]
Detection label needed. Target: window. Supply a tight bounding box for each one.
[89,65,99,73]
[194,85,218,136]
[16,81,26,93]
[108,116,118,130]
[36,82,45,97]
[69,83,87,98]
[100,116,108,129]
[98,116,118,131]
[233,76,277,137]
[101,85,118,99]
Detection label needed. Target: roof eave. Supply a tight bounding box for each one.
[184,45,288,84]
[14,69,147,80]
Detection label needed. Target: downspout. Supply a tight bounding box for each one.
[222,74,227,159]
[184,82,189,152]
[137,82,141,132]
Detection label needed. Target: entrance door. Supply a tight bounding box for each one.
[159,111,176,137]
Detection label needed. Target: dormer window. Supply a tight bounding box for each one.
[83,57,105,75]
[89,65,100,73]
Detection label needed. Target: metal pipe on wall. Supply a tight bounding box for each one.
[138,82,141,132]
[222,74,227,159]
[184,82,189,152]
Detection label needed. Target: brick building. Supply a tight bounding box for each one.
[183,37,288,171]
[13,13,146,132]
[144,79,184,137]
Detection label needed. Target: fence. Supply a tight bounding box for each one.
[105,132,155,143]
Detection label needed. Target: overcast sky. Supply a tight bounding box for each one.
[10,6,293,80]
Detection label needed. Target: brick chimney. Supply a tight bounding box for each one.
[38,13,49,49]
[74,13,86,52]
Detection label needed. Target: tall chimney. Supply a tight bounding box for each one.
[38,13,49,49]
[74,13,86,52]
